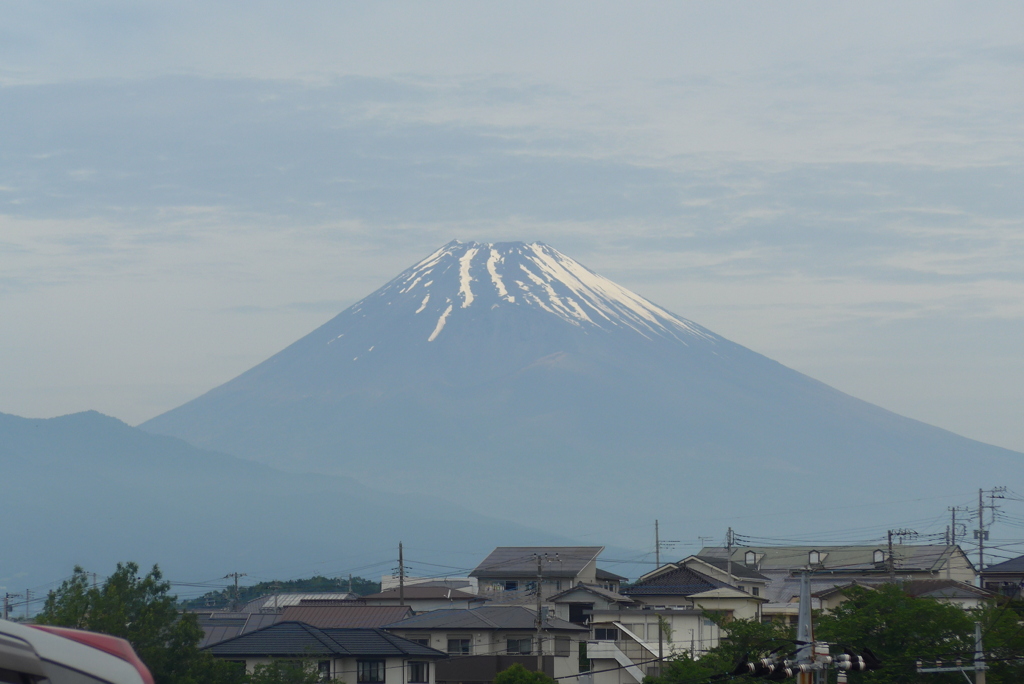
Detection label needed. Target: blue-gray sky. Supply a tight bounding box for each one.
[2,1,1023,452]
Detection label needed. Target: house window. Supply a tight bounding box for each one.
[507,638,532,655]
[873,550,885,564]
[408,661,429,683]
[357,660,385,683]
[555,637,570,657]
[555,580,562,591]
[594,628,618,641]
[504,580,519,591]
[447,638,471,655]
[809,550,820,565]
[745,551,756,566]
[318,661,331,682]
[752,587,760,597]
[406,636,430,647]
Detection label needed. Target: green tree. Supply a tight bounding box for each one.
[645,615,793,684]
[815,583,974,684]
[247,659,324,684]
[36,563,243,684]
[493,663,556,684]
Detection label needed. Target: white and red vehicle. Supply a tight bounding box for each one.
[0,618,153,684]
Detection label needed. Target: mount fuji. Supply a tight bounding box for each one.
[142,241,1022,539]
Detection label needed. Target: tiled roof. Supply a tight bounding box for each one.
[470,547,604,579]
[362,587,481,601]
[548,584,636,604]
[279,605,412,628]
[622,566,725,597]
[595,568,627,582]
[700,545,967,573]
[195,611,283,648]
[205,622,445,658]
[983,555,1024,574]
[239,593,360,613]
[691,556,769,581]
[384,606,588,632]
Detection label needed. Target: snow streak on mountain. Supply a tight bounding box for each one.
[143,240,1022,542]
[374,241,715,345]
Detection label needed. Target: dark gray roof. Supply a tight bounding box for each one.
[205,622,446,658]
[691,556,769,581]
[279,605,413,628]
[983,555,1024,574]
[195,611,283,648]
[595,568,627,582]
[623,566,726,597]
[470,547,603,579]
[547,584,637,604]
[384,606,588,632]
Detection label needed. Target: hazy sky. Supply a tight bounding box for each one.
[2,1,1023,453]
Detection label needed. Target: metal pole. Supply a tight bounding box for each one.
[726,527,733,585]
[796,572,813,684]
[655,520,660,568]
[888,530,895,581]
[536,555,543,672]
[978,489,985,572]
[975,621,986,684]
[399,542,406,607]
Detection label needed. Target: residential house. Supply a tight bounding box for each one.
[812,580,992,612]
[547,584,639,626]
[577,563,765,684]
[699,544,978,622]
[362,587,489,613]
[981,555,1024,599]
[470,547,605,605]
[383,605,589,683]
[204,621,445,682]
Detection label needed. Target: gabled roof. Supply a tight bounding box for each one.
[383,606,588,632]
[279,605,413,628]
[362,587,482,601]
[812,579,991,601]
[195,611,283,648]
[700,545,973,574]
[983,555,1024,574]
[688,556,769,581]
[622,565,727,597]
[547,584,637,605]
[595,568,627,582]
[470,547,604,579]
[239,592,360,613]
[204,622,445,658]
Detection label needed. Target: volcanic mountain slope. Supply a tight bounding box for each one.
[142,241,1022,536]
[0,410,569,584]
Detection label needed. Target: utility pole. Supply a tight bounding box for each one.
[3,593,21,621]
[795,572,813,684]
[655,520,660,567]
[24,590,30,619]
[399,542,406,607]
[349,574,353,594]
[726,528,734,584]
[536,554,544,673]
[224,572,246,610]
[887,529,917,582]
[975,487,1006,573]
[975,621,986,684]
[654,521,678,568]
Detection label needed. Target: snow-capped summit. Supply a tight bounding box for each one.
[371,240,714,344]
[143,240,1021,542]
